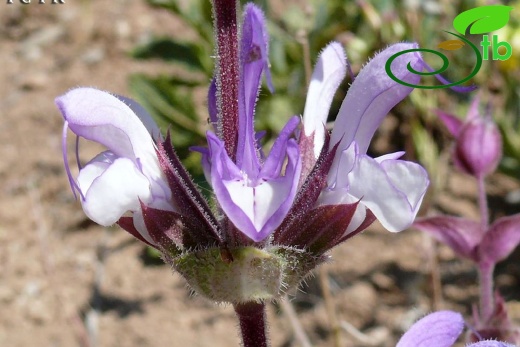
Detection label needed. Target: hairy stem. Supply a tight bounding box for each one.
[478,261,495,323]
[234,302,269,347]
[477,175,489,231]
[477,175,495,322]
[212,0,240,161]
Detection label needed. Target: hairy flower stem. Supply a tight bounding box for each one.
[234,302,269,347]
[212,0,240,161]
[477,175,489,230]
[479,261,495,323]
[477,175,494,322]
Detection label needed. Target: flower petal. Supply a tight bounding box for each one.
[78,157,152,226]
[260,116,300,179]
[206,131,300,242]
[469,342,516,347]
[330,43,421,156]
[303,42,347,158]
[236,4,271,175]
[115,94,161,141]
[56,88,162,183]
[396,311,464,347]
[347,154,429,232]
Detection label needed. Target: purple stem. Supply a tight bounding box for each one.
[212,0,240,161]
[477,175,489,231]
[477,174,495,323]
[478,261,495,324]
[234,302,269,347]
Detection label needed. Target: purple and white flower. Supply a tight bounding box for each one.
[57,3,428,255]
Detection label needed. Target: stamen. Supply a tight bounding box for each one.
[420,58,478,93]
[75,135,82,170]
[62,121,84,200]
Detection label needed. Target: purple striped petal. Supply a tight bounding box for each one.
[396,311,464,347]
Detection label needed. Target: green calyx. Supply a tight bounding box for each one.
[169,246,323,303]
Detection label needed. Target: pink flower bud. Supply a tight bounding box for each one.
[438,97,502,178]
[454,115,502,177]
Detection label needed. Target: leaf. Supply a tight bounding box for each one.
[414,216,484,262]
[131,38,209,72]
[453,5,514,35]
[437,39,465,51]
[436,110,463,136]
[480,214,520,265]
[128,74,204,139]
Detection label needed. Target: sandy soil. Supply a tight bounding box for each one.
[1,1,519,347]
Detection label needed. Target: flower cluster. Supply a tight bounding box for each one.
[57,3,428,304]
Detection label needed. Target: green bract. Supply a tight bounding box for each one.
[169,246,323,303]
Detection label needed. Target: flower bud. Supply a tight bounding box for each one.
[454,115,502,177]
[438,97,502,178]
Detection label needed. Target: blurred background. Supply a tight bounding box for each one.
[0,0,519,346]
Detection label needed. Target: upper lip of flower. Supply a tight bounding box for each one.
[298,41,429,235]
[57,88,173,241]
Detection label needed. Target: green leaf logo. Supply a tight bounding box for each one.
[453,5,514,35]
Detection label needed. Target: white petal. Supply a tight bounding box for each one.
[328,141,358,188]
[79,158,152,226]
[132,213,155,245]
[347,155,428,232]
[303,42,347,158]
[380,159,429,214]
[224,178,292,232]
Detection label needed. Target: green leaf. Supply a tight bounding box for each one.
[128,74,204,138]
[131,38,208,72]
[453,5,513,35]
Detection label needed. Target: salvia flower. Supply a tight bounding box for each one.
[437,96,502,178]
[396,310,517,347]
[57,3,428,304]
